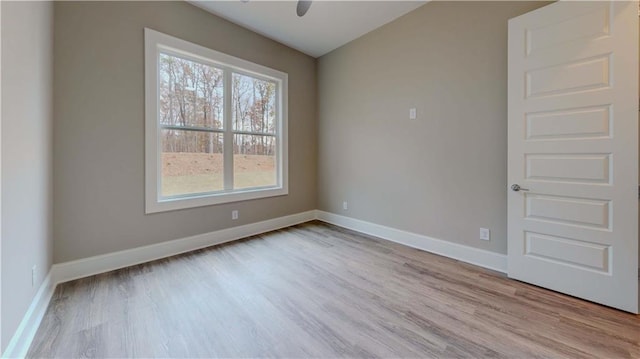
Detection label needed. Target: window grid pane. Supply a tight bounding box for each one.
[232,72,277,134]
[161,129,224,197]
[233,134,277,190]
[159,52,224,130]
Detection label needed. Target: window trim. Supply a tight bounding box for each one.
[144,28,288,214]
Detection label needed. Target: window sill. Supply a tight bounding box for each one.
[145,186,288,214]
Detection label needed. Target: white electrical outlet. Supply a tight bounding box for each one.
[480,228,490,241]
[343,201,348,210]
[32,265,37,287]
[232,210,239,220]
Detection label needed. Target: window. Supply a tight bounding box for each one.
[145,29,288,213]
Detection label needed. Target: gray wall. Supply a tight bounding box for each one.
[1,1,54,352]
[53,1,317,263]
[318,1,549,255]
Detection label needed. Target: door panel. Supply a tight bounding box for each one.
[525,55,611,98]
[525,4,610,56]
[525,153,611,183]
[524,231,610,273]
[525,105,611,140]
[507,1,639,313]
[525,194,611,229]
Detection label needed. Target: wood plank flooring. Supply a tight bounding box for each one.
[28,221,639,358]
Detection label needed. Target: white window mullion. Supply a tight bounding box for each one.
[275,82,282,187]
[223,69,234,191]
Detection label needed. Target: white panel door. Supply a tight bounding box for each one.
[507,1,639,313]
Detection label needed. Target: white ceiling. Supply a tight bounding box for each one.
[189,1,427,58]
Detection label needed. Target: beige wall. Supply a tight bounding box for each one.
[318,1,549,255]
[53,1,317,263]
[1,1,54,352]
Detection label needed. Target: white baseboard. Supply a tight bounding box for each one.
[52,210,317,285]
[2,273,56,359]
[315,210,507,273]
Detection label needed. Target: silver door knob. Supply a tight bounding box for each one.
[511,184,529,192]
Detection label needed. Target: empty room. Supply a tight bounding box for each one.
[1,0,639,358]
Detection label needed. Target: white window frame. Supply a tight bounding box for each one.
[145,28,288,214]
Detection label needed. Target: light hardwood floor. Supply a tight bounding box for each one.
[28,221,639,358]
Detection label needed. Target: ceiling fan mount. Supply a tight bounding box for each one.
[296,0,313,17]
